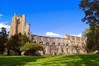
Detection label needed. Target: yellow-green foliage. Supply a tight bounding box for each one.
[20,42,44,52]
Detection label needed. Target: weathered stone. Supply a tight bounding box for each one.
[9,14,87,55]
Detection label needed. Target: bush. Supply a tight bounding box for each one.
[20,42,44,55]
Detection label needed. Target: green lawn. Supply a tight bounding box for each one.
[0,54,98,66]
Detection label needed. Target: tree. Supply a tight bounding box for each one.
[0,27,8,54]
[79,0,99,24]
[82,28,93,52]
[20,42,44,55]
[7,33,32,55]
[79,0,99,52]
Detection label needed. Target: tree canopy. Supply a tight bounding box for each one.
[79,0,99,52]
[7,33,32,55]
[20,42,44,51]
[0,27,8,54]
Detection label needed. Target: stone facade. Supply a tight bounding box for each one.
[9,13,31,38]
[9,14,87,55]
[31,34,87,55]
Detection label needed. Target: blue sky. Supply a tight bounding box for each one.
[0,0,88,37]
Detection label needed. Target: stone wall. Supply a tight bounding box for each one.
[9,14,87,55]
[31,34,87,55]
[9,14,31,38]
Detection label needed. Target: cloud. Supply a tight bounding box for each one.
[45,32,82,38]
[76,33,82,37]
[72,33,82,37]
[45,32,63,37]
[0,22,10,32]
[0,14,3,17]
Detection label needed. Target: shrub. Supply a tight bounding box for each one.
[20,42,44,55]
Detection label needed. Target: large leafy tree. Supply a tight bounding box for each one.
[79,0,99,52]
[7,33,32,55]
[0,27,8,54]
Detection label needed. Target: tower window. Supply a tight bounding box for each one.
[17,19,20,24]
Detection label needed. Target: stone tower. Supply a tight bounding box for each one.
[9,13,31,38]
[25,24,30,37]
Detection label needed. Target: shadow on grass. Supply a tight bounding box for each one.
[0,56,45,66]
[0,54,98,66]
[41,54,99,66]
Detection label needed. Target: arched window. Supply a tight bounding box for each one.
[17,19,20,24]
[52,42,55,45]
[46,42,50,45]
[39,42,43,44]
[66,44,68,46]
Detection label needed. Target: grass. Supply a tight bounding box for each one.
[0,54,98,66]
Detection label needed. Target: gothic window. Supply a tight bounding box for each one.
[52,42,55,45]
[17,19,20,24]
[39,42,43,45]
[66,44,68,46]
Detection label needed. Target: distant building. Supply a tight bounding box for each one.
[9,14,87,55]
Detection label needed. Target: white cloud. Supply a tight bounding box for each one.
[0,22,10,32]
[72,33,82,37]
[0,14,3,17]
[45,32,63,37]
[76,33,82,37]
[45,32,82,38]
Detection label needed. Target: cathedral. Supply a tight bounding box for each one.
[9,14,87,55]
